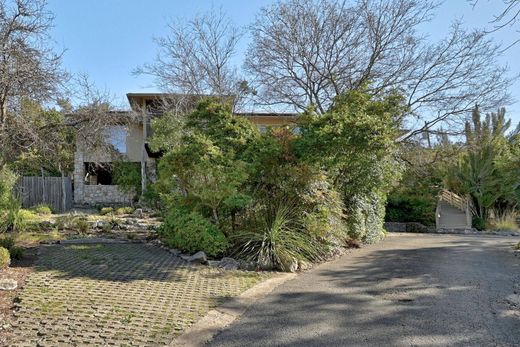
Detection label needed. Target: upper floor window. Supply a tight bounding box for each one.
[105,126,127,154]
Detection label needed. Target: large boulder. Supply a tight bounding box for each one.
[219,257,240,271]
[0,279,17,291]
[133,208,144,218]
[187,251,208,264]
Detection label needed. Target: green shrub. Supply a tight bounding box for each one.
[490,215,519,231]
[9,246,24,260]
[345,193,387,244]
[159,208,228,257]
[115,206,134,215]
[385,194,436,226]
[0,236,15,250]
[100,207,114,215]
[0,247,10,268]
[233,205,324,271]
[0,166,20,232]
[31,204,53,215]
[472,216,486,231]
[112,161,141,198]
[74,218,90,233]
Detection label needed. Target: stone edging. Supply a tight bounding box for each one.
[168,273,297,347]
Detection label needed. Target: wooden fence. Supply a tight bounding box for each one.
[16,176,73,213]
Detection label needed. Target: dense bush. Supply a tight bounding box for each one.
[31,204,53,215]
[9,246,24,260]
[152,93,403,270]
[0,247,10,268]
[0,236,15,250]
[386,194,436,226]
[115,206,134,215]
[0,166,20,232]
[100,207,114,215]
[159,208,228,257]
[112,161,141,199]
[233,205,325,270]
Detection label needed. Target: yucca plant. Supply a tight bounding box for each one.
[232,204,324,271]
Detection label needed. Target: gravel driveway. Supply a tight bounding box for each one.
[208,233,520,347]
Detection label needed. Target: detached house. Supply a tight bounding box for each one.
[73,93,297,206]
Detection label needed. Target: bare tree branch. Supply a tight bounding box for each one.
[246,0,514,139]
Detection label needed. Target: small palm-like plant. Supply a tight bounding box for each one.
[233,204,324,271]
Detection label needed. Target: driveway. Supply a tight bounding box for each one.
[8,242,268,346]
[208,233,520,347]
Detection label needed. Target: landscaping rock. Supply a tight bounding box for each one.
[0,278,17,291]
[94,220,111,229]
[219,257,240,270]
[133,208,144,218]
[168,248,182,256]
[187,251,208,264]
[281,258,298,272]
[238,260,257,271]
[207,260,221,267]
[298,260,312,271]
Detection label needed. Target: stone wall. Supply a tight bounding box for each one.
[81,185,134,205]
[74,147,135,205]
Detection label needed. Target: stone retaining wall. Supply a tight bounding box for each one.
[81,185,134,205]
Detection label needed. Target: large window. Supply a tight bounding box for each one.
[104,126,127,154]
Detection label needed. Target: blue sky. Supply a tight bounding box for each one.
[47,0,520,123]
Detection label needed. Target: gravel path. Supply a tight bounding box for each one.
[208,233,520,347]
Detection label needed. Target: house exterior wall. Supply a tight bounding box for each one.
[73,146,135,205]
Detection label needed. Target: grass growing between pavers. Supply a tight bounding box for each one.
[10,243,270,346]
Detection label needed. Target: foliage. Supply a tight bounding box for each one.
[345,192,387,243]
[152,92,403,264]
[31,204,53,215]
[446,106,520,224]
[159,208,229,257]
[0,166,20,232]
[155,100,257,230]
[295,90,403,241]
[0,247,9,268]
[115,207,134,215]
[489,215,519,231]
[232,204,325,271]
[386,194,436,226]
[100,207,114,215]
[9,246,24,260]
[74,218,89,233]
[112,161,141,198]
[0,236,15,250]
[472,216,486,231]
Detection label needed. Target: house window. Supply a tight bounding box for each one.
[258,125,267,133]
[105,126,127,154]
[84,163,113,185]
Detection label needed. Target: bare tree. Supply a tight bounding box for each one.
[135,8,243,99]
[471,0,520,48]
[0,0,66,130]
[246,0,513,139]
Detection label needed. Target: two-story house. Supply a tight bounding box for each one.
[73,93,298,206]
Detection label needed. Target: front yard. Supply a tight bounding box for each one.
[3,241,270,346]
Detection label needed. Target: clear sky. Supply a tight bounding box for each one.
[47,0,520,123]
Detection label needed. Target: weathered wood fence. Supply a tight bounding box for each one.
[16,176,73,212]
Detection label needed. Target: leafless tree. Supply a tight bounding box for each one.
[0,0,66,130]
[135,8,243,100]
[246,0,514,139]
[471,0,520,48]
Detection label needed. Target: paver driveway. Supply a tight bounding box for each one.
[208,233,520,347]
[10,242,266,346]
